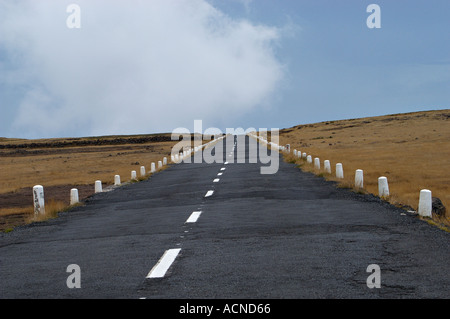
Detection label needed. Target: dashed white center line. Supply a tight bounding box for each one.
[220,168,226,171]
[213,178,220,183]
[205,190,214,197]
[146,248,181,279]
[217,172,223,176]
[186,211,202,223]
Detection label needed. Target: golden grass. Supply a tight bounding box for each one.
[0,200,80,229]
[30,199,68,223]
[0,134,181,230]
[0,142,176,194]
[0,133,219,231]
[0,206,34,217]
[277,110,450,227]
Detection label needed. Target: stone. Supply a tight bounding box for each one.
[432,197,446,217]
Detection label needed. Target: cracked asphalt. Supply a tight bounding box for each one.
[0,135,449,299]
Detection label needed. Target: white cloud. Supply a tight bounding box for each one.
[0,0,285,138]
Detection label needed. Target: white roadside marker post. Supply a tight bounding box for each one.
[33,185,45,215]
[95,180,103,193]
[324,160,331,174]
[70,188,79,205]
[114,175,121,186]
[355,169,364,189]
[418,189,432,217]
[336,163,344,179]
[378,176,389,199]
[314,157,320,170]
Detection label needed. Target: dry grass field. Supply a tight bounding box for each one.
[0,134,182,232]
[2,111,448,232]
[277,109,450,229]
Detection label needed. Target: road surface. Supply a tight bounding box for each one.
[0,135,449,300]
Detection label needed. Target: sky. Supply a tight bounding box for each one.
[0,0,449,139]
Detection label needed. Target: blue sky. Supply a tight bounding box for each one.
[219,0,450,129]
[0,0,449,138]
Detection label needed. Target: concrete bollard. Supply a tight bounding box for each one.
[418,189,432,217]
[95,180,102,193]
[324,160,331,174]
[33,185,45,215]
[171,155,174,162]
[294,150,297,156]
[151,162,156,173]
[314,157,320,170]
[378,176,389,198]
[114,175,121,186]
[158,161,162,169]
[302,152,307,159]
[307,155,312,164]
[355,169,364,189]
[131,170,137,180]
[174,154,179,163]
[140,166,146,177]
[336,163,344,179]
[70,188,79,205]
[163,157,167,165]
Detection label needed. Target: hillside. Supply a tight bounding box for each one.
[279,109,450,227]
[0,134,179,231]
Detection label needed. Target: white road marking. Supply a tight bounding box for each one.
[205,190,214,197]
[146,248,181,279]
[224,162,229,165]
[186,211,202,223]
[217,172,223,176]
[220,168,226,171]
[213,178,220,183]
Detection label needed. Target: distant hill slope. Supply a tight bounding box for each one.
[279,109,450,227]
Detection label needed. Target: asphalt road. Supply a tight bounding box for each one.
[0,135,449,300]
